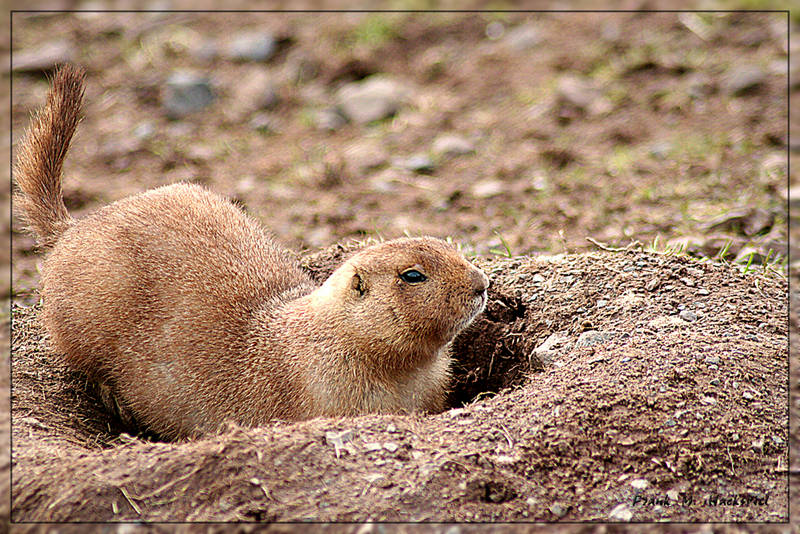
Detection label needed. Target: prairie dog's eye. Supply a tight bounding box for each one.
[399,269,427,284]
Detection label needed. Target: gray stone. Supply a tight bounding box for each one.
[432,134,475,157]
[532,333,572,365]
[392,154,434,173]
[133,122,156,141]
[471,180,504,199]
[344,140,389,172]
[162,71,215,118]
[485,21,505,40]
[13,39,77,72]
[233,70,280,112]
[249,112,279,134]
[335,75,409,124]
[648,141,671,159]
[723,64,767,96]
[191,39,219,62]
[225,32,277,62]
[704,355,720,365]
[687,73,714,99]
[549,503,567,517]
[557,75,612,115]
[504,24,542,50]
[679,310,697,322]
[608,503,633,521]
[575,330,612,348]
[314,108,347,131]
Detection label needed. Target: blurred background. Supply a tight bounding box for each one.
[7,7,793,304]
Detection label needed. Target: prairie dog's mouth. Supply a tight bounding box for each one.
[449,290,488,339]
[472,290,487,317]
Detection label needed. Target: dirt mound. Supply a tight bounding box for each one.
[11,244,787,522]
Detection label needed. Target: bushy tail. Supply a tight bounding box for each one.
[14,64,85,249]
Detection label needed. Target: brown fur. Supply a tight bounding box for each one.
[14,65,489,440]
[14,64,84,248]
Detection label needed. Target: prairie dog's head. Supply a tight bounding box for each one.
[311,237,489,359]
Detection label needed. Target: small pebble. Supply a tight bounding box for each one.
[723,64,767,95]
[314,108,347,131]
[12,39,77,72]
[504,24,542,50]
[485,20,505,40]
[679,310,697,322]
[557,75,604,111]
[383,442,399,453]
[576,330,612,348]
[162,71,215,118]
[549,503,567,517]
[249,112,279,133]
[133,122,156,140]
[432,134,475,157]
[648,141,671,159]
[336,75,408,124]
[225,31,277,62]
[646,278,660,291]
[471,180,505,198]
[704,355,720,365]
[630,479,648,490]
[393,154,435,173]
[697,288,710,295]
[608,503,633,521]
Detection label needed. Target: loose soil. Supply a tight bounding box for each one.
[6,7,795,528]
[11,245,789,522]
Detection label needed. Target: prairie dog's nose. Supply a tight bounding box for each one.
[471,267,489,296]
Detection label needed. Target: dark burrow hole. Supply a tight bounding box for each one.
[446,292,540,410]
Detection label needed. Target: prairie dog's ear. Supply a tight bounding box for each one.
[350,272,366,297]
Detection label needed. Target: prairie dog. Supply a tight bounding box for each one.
[14,65,489,440]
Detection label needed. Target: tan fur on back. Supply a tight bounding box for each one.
[15,65,489,440]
